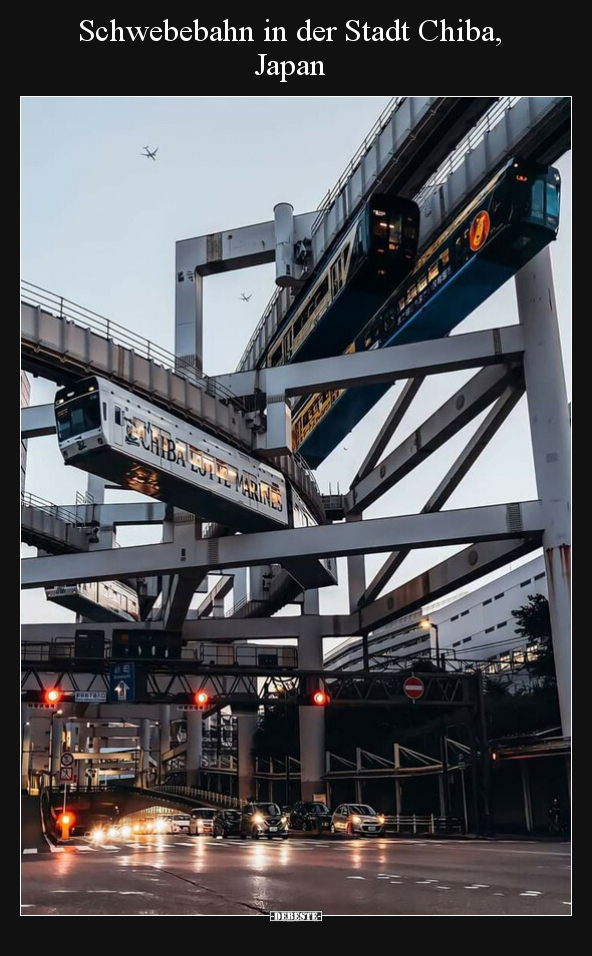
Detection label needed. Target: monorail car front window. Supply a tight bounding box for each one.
[546,183,560,221]
[56,393,101,441]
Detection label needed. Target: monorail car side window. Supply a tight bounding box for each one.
[115,407,122,425]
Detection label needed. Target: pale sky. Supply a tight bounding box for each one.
[21,96,571,629]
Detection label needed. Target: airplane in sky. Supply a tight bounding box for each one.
[141,146,158,161]
[239,293,252,302]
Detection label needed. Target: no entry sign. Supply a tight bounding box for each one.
[403,676,425,700]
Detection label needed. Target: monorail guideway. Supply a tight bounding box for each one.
[54,376,337,588]
[293,159,562,466]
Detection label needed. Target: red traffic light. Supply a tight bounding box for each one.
[194,690,209,709]
[44,688,62,706]
[312,690,329,706]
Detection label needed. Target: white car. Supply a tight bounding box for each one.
[189,808,216,835]
[170,814,191,833]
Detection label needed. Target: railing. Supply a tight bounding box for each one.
[154,784,243,808]
[311,96,407,235]
[383,814,463,835]
[237,97,407,372]
[415,96,521,208]
[21,492,85,528]
[21,280,245,410]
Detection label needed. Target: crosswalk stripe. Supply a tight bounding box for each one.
[22,848,38,855]
[75,846,96,852]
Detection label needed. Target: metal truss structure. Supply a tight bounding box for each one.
[21,96,571,805]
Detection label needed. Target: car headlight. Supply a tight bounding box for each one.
[352,815,361,824]
[133,823,140,833]
[120,824,132,838]
[154,819,166,832]
[252,813,264,824]
[281,815,288,824]
[108,826,118,838]
[92,829,104,842]
[378,815,385,825]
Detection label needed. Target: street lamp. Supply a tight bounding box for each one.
[420,618,441,666]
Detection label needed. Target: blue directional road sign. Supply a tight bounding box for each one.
[110,663,135,702]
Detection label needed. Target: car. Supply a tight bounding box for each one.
[240,802,289,840]
[188,808,216,835]
[212,809,242,838]
[289,801,332,833]
[330,804,385,837]
[170,814,191,833]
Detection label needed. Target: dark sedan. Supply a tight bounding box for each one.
[289,801,332,833]
[213,809,242,838]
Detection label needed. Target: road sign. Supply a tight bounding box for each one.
[403,676,425,700]
[74,691,107,703]
[60,752,75,768]
[110,663,135,702]
[59,766,74,782]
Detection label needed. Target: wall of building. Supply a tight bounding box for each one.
[325,555,548,671]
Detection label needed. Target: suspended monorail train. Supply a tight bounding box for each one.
[293,159,561,466]
[54,376,324,536]
[45,580,140,623]
[260,193,419,369]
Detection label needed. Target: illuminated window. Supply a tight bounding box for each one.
[428,262,439,283]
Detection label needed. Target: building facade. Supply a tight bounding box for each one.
[325,555,548,673]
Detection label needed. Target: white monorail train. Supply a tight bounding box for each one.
[54,377,323,535]
[45,580,140,623]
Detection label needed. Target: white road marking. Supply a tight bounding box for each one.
[415,881,434,884]
[87,890,117,894]
[119,891,153,896]
[520,891,542,897]
[175,842,198,847]
[562,902,571,906]
[51,890,76,894]
[21,904,35,907]
[347,876,366,880]
[52,846,65,853]
[493,893,505,896]
[22,849,38,855]
[470,884,490,888]
[75,845,96,852]
[390,881,404,885]
[436,886,451,890]
[102,846,119,851]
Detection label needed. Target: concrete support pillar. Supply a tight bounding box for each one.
[50,717,63,777]
[303,589,319,615]
[159,704,171,782]
[298,622,326,802]
[236,713,258,802]
[186,710,203,787]
[21,705,31,791]
[175,269,204,377]
[137,718,150,787]
[347,514,369,669]
[516,247,571,737]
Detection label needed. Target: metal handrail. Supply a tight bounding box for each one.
[21,280,246,410]
[21,492,84,528]
[311,96,407,234]
[415,96,521,208]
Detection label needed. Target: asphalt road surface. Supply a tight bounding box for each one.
[21,834,571,916]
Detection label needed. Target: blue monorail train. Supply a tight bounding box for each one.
[261,193,419,369]
[293,159,561,467]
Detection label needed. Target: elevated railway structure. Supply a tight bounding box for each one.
[22,96,571,806]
